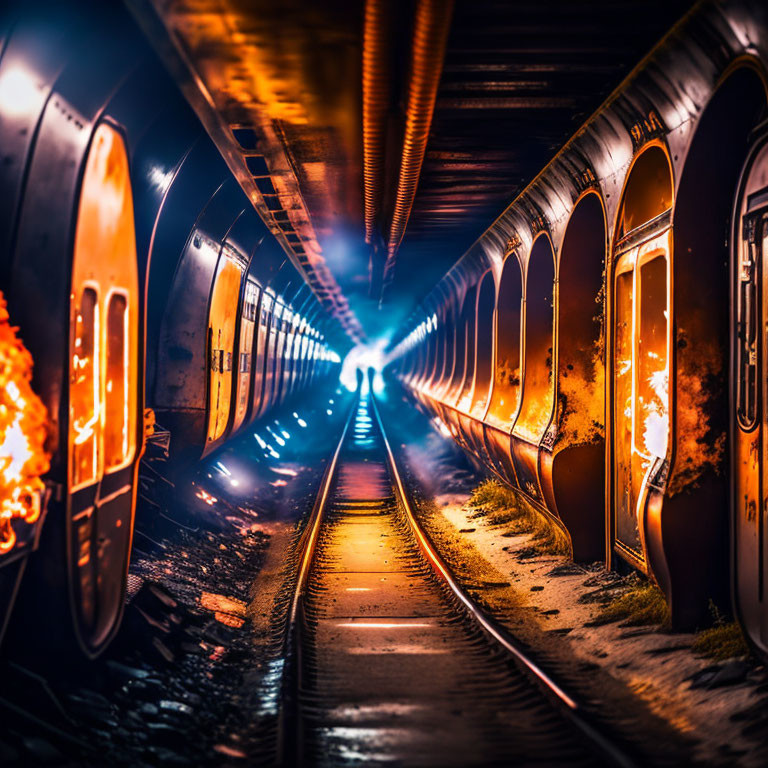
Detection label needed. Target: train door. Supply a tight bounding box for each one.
[306,331,316,387]
[260,297,280,417]
[280,308,294,403]
[296,320,309,391]
[206,246,245,446]
[68,123,140,655]
[734,132,768,651]
[611,146,673,568]
[272,303,287,405]
[252,291,272,420]
[289,313,302,396]
[232,278,259,434]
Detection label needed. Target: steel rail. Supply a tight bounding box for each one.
[275,397,356,767]
[369,390,639,768]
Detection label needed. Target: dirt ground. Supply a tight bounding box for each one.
[415,489,768,767]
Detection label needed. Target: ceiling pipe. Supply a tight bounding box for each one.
[381,0,454,299]
[362,0,391,247]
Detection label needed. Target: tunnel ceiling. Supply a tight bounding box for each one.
[128,0,696,341]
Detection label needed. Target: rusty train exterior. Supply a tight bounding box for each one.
[0,2,342,658]
[390,0,768,653]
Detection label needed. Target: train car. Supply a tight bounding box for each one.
[0,4,151,656]
[0,0,344,658]
[391,1,768,630]
[150,173,341,464]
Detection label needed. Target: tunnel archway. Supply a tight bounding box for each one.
[436,302,457,398]
[487,251,523,429]
[544,191,606,561]
[514,234,555,443]
[446,291,469,404]
[418,310,437,391]
[430,309,446,394]
[454,283,477,410]
[470,270,496,417]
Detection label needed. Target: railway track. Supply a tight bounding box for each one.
[278,386,636,767]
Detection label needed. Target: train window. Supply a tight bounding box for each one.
[636,252,669,461]
[243,288,256,322]
[617,147,673,238]
[104,292,132,470]
[614,265,637,551]
[515,237,556,442]
[613,233,671,558]
[71,286,100,488]
[736,211,764,430]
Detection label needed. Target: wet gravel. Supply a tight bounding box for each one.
[0,388,352,766]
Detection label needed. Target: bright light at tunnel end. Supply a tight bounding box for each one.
[340,339,387,394]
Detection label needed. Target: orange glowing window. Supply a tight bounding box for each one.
[612,145,673,562]
[613,234,671,557]
[614,266,636,551]
[104,292,131,470]
[636,253,669,460]
[617,147,673,238]
[71,286,99,488]
[69,123,139,490]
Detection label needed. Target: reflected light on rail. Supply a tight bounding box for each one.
[340,339,387,394]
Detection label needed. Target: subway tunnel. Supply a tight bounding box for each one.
[2,0,768,764]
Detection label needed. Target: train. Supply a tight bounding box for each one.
[0,2,342,659]
[390,0,768,654]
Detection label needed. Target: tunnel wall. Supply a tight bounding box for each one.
[389,0,768,630]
